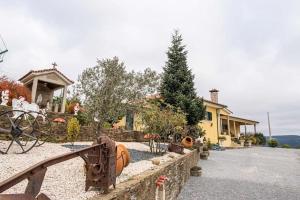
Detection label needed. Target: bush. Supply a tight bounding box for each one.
[67,117,80,145]
[186,125,206,140]
[253,133,266,145]
[75,111,89,126]
[268,139,278,148]
[0,76,31,105]
[281,144,291,148]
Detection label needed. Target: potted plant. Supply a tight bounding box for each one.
[239,135,245,147]
[244,135,253,147]
[218,135,226,147]
[53,96,62,112]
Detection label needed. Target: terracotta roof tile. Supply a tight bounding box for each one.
[19,67,74,84]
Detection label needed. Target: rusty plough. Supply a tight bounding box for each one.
[0,135,120,200]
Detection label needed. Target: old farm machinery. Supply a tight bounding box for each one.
[0,109,52,154]
[0,135,129,200]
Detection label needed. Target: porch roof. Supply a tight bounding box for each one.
[221,115,259,125]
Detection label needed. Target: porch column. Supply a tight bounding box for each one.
[254,124,257,134]
[244,123,247,135]
[217,109,221,144]
[31,78,38,103]
[60,86,67,113]
[234,121,237,137]
[220,118,223,134]
[227,115,230,135]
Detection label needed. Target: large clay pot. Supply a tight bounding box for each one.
[116,144,130,176]
[181,136,193,148]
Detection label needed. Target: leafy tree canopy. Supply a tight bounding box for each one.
[77,57,160,130]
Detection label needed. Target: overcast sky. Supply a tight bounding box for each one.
[1,0,300,136]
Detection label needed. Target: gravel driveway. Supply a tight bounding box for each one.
[178,147,300,200]
[0,141,187,200]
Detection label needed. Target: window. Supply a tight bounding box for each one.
[205,111,212,121]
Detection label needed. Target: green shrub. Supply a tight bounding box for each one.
[103,122,112,129]
[268,139,278,148]
[207,141,215,150]
[75,111,89,126]
[67,117,80,145]
[187,125,206,140]
[253,133,266,145]
[281,144,291,148]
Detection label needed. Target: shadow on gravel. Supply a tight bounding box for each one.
[127,149,157,163]
[61,144,90,151]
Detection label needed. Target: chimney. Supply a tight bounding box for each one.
[209,89,219,103]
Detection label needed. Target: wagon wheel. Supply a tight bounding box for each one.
[27,111,52,147]
[0,110,38,154]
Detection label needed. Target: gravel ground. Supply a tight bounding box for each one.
[178,147,300,200]
[0,141,188,200]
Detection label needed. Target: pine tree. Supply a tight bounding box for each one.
[160,30,206,125]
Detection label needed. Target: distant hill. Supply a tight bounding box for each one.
[266,135,300,148]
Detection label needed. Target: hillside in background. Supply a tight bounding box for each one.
[266,135,300,148]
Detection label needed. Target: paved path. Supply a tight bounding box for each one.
[178,147,300,200]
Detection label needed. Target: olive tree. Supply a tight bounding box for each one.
[77,57,160,132]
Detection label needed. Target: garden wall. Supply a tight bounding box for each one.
[0,106,145,142]
[91,149,200,200]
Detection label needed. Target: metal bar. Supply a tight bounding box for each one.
[0,144,102,193]
[0,49,8,55]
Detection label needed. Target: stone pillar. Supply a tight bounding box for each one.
[217,109,221,144]
[31,78,38,103]
[227,115,230,135]
[234,121,237,137]
[61,86,67,113]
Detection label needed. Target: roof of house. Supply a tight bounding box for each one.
[203,98,228,108]
[19,67,74,85]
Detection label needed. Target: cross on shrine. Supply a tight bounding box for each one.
[52,62,57,68]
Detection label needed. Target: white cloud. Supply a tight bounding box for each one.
[1,0,300,135]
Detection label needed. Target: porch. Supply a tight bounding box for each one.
[219,115,259,147]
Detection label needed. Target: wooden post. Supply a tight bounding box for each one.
[267,112,272,140]
[254,124,257,134]
[244,123,247,136]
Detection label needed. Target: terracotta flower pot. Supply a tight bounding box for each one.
[181,136,193,148]
[116,144,130,176]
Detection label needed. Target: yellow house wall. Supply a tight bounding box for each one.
[133,113,144,131]
[114,117,126,129]
[199,106,219,144]
[114,113,144,131]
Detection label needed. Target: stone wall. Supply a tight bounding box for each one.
[91,149,200,200]
[0,106,146,142]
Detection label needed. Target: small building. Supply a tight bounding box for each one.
[18,65,74,113]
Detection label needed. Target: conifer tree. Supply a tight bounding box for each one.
[160,30,205,125]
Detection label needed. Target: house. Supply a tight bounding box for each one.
[200,89,259,147]
[116,89,259,147]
